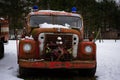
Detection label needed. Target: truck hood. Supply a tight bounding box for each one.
[31,27,81,40]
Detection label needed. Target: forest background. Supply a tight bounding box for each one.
[0,0,120,38]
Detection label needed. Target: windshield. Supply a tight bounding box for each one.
[29,15,82,28]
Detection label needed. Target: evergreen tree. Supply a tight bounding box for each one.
[0,0,119,32]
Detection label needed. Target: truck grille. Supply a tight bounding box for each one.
[45,34,72,49]
[43,33,73,61]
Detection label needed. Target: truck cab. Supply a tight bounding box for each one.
[0,17,9,58]
[18,9,96,76]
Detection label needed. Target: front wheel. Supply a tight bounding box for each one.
[78,66,96,77]
[19,67,33,77]
[0,41,4,59]
[19,67,28,77]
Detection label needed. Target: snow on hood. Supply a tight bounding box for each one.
[39,23,70,29]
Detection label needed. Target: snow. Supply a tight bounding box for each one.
[0,40,120,80]
[96,40,120,80]
[39,22,70,28]
[38,10,65,13]
[0,40,23,80]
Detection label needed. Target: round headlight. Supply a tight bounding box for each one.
[23,44,32,52]
[85,45,92,53]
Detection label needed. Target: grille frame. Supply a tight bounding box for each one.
[38,33,79,61]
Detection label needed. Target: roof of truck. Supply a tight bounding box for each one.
[29,10,81,18]
[0,18,8,23]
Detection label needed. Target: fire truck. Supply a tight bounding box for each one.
[18,8,96,76]
[0,17,9,59]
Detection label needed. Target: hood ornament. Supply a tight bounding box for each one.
[57,27,61,32]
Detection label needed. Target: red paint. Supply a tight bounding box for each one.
[77,41,96,60]
[19,60,96,69]
[18,39,39,59]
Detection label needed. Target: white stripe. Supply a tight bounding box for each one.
[1,27,9,32]
[73,34,79,58]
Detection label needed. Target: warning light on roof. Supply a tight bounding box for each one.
[33,5,39,12]
[71,7,77,13]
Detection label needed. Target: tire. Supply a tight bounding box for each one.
[19,67,33,77]
[19,67,28,77]
[78,66,96,77]
[0,41,4,59]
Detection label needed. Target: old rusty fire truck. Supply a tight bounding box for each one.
[0,17,9,59]
[18,8,96,76]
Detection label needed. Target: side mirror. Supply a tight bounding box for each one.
[15,29,18,40]
[15,29,22,40]
[88,32,94,41]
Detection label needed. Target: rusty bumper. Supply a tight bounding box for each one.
[18,59,96,69]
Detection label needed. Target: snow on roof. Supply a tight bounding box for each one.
[38,10,65,13]
[29,10,81,17]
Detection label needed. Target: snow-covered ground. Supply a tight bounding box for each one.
[0,40,23,80]
[96,40,120,80]
[0,40,120,80]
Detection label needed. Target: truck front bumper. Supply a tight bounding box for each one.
[18,59,96,69]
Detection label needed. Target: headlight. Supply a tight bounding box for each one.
[23,44,32,52]
[85,45,92,53]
